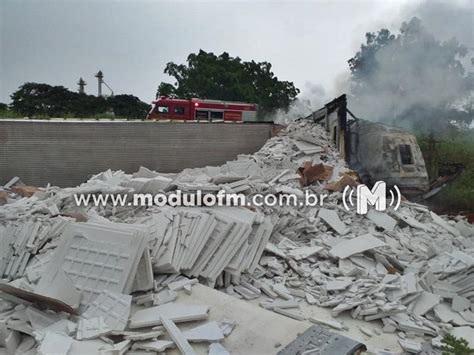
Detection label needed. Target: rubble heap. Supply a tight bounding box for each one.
[0,120,473,354]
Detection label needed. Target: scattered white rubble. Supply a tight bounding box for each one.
[0,119,473,353]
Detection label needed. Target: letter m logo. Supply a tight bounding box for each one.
[356,181,387,214]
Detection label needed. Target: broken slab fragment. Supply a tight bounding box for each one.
[287,246,324,261]
[366,209,397,232]
[411,291,440,316]
[167,278,199,292]
[308,316,344,331]
[34,269,81,310]
[208,342,231,355]
[319,208,349,235]
[82,290,132,331]
[273,307,305,321]
[132,339,175,352]
[398,338,422,353]
[329,234,386,259]
[38,332,73,355]
[430,211,461,237]
[100,339,131,355]
[76,317,111,340]
[452,295,470,312]
[392,211,431,231]
[182,321,224,343]
[161,316,196,355]
[123,330,164,341]
[129,303,209,328]
[260,299,300,310]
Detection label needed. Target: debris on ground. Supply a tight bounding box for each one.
[0,120,473,354]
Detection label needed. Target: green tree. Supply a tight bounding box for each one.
[10,83,76,117]
[9,83,149,119]
[157,82,177,98]
[108,94,150,119]
[157,50,300,116]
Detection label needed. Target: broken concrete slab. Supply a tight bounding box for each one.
[287,246,324,261]
[208,342,230,355]
[132,339,175,352]
[308,316,344,331]
[34,269,81,310]
[411,292,440,316]
[452,295,470,312]
[181,321,224,342]
[367,210,397,232]
[398,338,422,353]
[76,317,111,340]
[82,290,132,331]
[129,303,209,328]
[37,332,73,355]
[430,211,461,237]
[329,234,386,259]
[273,307,305,321]
[161,316,196,355]
[319,208,349,235]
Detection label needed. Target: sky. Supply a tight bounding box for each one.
[0,0,470,105]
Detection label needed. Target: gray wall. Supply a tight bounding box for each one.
[0,120,272,187]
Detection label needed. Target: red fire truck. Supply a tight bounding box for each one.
[147,97,259,122]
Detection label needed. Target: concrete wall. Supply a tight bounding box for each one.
[0,120,272,187]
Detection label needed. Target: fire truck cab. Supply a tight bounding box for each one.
[147,97,259,122]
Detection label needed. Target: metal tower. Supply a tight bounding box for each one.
[77,77,87,94]
[94,70,114,97]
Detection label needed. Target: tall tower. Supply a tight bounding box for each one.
[95,70,104,97]
[77,77,87,94]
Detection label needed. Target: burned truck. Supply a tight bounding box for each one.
[306,94,430,197]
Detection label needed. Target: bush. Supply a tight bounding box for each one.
[418,127,474,213]
[441,334,474,355]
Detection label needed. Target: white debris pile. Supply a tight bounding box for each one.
[0,275,234,355]
[0,120,473,353]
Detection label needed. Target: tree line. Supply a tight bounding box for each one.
[2,18,471,125]
[1,83,151,119]
[1,51,301,119]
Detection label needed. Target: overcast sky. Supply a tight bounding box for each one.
[0,0,470,104]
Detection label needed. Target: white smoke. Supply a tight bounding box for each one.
[272,82,327,124]
[347,1,473,129]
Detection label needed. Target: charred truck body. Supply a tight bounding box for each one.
[306,95,430,198]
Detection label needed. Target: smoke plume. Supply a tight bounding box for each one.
[348,0,473,131]
[273,82,327,124]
